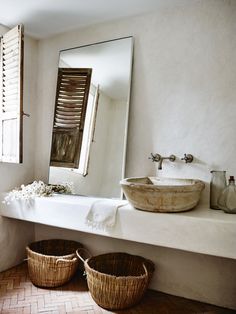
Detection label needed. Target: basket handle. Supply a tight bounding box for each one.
[56,257,77,264]
[76,248,92,263]
[142,263,148,277]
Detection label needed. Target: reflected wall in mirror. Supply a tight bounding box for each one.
[49,37,133,198]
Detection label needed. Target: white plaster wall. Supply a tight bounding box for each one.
[0,25,37,271]
[33,0,236,309]
[34,1,236,203]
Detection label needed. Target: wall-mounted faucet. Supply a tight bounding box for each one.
[149,153,176,170]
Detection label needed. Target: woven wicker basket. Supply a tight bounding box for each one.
[26,239,83,288]
[76,250,155,310]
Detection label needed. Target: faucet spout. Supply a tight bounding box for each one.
[149,153,176,170]
[158,158,164,170]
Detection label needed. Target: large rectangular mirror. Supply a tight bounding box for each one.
[48,37,133,198]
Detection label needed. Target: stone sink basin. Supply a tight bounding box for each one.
[120,177,205,213]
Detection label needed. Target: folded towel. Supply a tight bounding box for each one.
[85,199,128,230]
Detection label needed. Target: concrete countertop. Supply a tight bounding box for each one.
[0,194,236,259]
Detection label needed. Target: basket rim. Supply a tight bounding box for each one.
[84,252,155,280]
[26,247,76,260]
[26,239,83,260]
[85,266,147,281]
[84,252,155,265]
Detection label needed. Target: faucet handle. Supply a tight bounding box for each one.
[169,154,176,162]
[181,154,193,163]
[149,153,161,162]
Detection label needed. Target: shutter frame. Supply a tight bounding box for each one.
[50,68,92,168]
[0,24,24,163]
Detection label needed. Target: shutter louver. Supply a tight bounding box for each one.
[50,68,92,168]
[0,25,24,163]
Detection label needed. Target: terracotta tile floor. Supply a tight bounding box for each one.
[0,263,235,314]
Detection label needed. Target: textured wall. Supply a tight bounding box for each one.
[1,0,235,308]
[0,25,36,271]
[32,1,236,308]
[34,0,236,204]
[0,218,34,271]
[33,0,236,308]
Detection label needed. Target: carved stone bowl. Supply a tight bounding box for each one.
[120,177,205,213]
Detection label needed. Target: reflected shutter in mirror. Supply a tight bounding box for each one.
[50,68,92,168]
[0,24,24,163]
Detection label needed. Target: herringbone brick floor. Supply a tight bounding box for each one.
[0,263,235,314]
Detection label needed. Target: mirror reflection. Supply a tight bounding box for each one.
[49,37,133,198]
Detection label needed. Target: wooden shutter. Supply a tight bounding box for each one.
[0,24,24,163]
[50,68,92,168]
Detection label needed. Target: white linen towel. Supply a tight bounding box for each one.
[85,199,128,230]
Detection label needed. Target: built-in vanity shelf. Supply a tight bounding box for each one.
[0,194,236,260]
